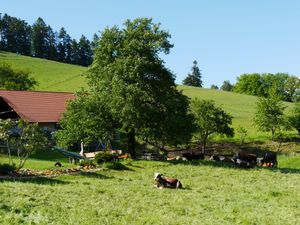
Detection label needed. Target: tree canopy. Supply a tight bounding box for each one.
[220,80,234,92]
[0,13,94,66]
[182,60,203,87]
[191,99,234,153]
[0,63,37,90]
[234,73,300,102]
[289,103,300,136]
[59,18,194,157]
[254,96,288,139]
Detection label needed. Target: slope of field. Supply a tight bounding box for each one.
[179,86,295,139]
[0,51,297,139]
[0,51,87,92]
[0,156,300,225]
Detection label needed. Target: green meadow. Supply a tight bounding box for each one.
[0,51,87,92]
[0,152,300,225]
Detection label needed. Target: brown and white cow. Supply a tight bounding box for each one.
[154,173,182,189]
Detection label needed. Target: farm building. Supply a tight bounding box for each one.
[0,90,74,130]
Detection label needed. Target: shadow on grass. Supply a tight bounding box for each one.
[75,172,113,179]
[257,167,300,174]
[104,162,135,171]
[166,159,300,174]
[0,176,69,185]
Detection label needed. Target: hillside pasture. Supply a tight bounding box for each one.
[0,155,300,225]
[0,51,87,92]
[0,51,298,141]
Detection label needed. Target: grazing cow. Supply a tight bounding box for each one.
[260,152,278,167]
[181,152,204,160]
[210,155,221,161]
[233,151,257,166]
[54,162,62,167]
[154,173,182,189]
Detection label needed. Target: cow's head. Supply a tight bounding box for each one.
[154,172,163,181]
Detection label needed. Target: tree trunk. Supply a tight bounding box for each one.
[127,128,136,159]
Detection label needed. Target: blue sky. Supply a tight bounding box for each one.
[1,0,300,87]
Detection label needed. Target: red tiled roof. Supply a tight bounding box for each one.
[0,90,75,123]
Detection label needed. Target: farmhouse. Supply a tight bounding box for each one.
[0,90,74,130]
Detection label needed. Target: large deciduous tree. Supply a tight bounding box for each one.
[56,91,115,149]
[254,96,288,140]
[289,103,300,136]
[191,99,234,154]
[182,60,203,87]
[61,18,194,158]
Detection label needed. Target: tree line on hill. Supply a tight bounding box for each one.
[182,63,300,102]
[0,13,96,66]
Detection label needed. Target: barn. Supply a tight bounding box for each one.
[0,90,74,130]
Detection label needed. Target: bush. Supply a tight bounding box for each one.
[0,163,17,175]
[104,162,128,170]
[94,151,118,165]
[79,159,96,168]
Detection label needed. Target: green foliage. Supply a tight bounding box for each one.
[236,126,248,144]
[0,119,48,169]
[0,163,16,175]
[234,73,265,96]
[254,96,289,140]
[182,60,203,87]
[289,103,300,136]
[56,91,115,148]
[234,73,299,102]
[191,99,234,153]
[0,63,37,90]
[94,151,117,164]
[86,18,194,157]
[220,80,234,92]
[210,84,219,90]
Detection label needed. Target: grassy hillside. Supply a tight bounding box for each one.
[0,51,297,140]
[179,86,295,139]
[0,51,87,92]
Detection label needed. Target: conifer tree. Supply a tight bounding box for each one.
[183,60,203,87]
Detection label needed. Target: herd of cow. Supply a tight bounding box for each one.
[157,151,278,189]
[168,151,278,168]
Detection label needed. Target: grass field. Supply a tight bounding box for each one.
[0,51,87,92]
[0,152,300,225]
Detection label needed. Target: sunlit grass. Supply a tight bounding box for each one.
[0,158,300,225]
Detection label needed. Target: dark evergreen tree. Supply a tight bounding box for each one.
[46,26,58,60]
[210,84,219,90]
[182,60,203,87]
[91,33,99,51]
[221,80,234,91]
[70,39,80,64]
[31,17,49,58]
[78,35,93,66]
[57,27,71,63]
[0,14,31,55]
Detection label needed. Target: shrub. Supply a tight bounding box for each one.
[104,162,128,170]
[79,159,96,168]
[0,163,17,175]
[94,151,118,165]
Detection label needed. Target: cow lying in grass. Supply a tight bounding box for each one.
[259,152,278,167]
[154,173,182,189]
[233,151,257,168]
